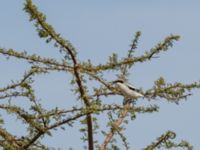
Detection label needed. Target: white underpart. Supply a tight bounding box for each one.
[116,82,143,99]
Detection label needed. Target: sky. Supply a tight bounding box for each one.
[0,0,200,149]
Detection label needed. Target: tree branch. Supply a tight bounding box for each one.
[99,103,131,150]
[24,1,94,149]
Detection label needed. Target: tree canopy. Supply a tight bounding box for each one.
[0,0,199,150]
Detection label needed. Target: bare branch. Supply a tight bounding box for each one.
[99,103,131,150]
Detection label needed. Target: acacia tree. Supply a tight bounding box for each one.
[0,1,199,150]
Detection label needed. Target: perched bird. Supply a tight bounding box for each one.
[112,79,143,103]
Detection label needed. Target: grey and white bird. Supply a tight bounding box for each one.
[113,79,143,101]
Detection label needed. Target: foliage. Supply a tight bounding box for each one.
[0,0,199,149]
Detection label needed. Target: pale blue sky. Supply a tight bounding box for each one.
[0,0,200,149]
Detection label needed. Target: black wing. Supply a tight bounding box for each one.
[127,84,140,92]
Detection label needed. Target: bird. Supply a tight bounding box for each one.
[112,79,143,104]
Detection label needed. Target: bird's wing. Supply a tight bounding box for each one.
[127,83,136,90]
[127,83,140,92]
